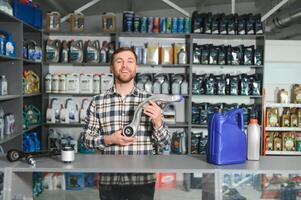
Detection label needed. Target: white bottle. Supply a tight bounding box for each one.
[58,74,66,93]
[0,75,7,95]
[45,73,52,93]
[247,118,260,160]
[51,74,59,93]
[93,74,101,94]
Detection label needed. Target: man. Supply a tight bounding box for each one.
[84,47,171,200]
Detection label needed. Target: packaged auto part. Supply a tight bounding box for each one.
[171,131,187,154]
[85,40,100,63]
[46,39,61,63]
[204,13,212,34]
[225,14,237,35]
[239,73,250,95]
[243,45,254,65]
[212,14,222,34]
[192,102,200,124]
[237,14,247,35]
[192,43,201,64]
[191,11,204,33]
[133,16,140,32]
[46,11,61,32]
[69,40,84,63]
[249,74,261,95]
[231,45,243,65]
[200,45,209,64]
[192,74,206,95]
[147,43,159,65]
[229,75,239,95]
[123,11,134,32]
[246,14,255,35]
[215,74,226,95]
[254,14,263,35]
[209,45,218,65]
[205,73,215,95]
[199,103,208,125]
[254,48,263,65]
[217,45,226,65]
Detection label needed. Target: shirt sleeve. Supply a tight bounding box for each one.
[152,121,172,148]
[83,98,108,150]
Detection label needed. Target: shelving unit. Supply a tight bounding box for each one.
[0,10,42,152]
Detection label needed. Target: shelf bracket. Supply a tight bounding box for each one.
[231,0,235,14]
[261,0,288,22]
[161,0,190,17]
[60,0,102,23]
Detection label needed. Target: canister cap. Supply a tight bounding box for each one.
[250,118,258,124]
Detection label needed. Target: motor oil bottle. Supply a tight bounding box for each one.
[107,42,115,63]
[69,12,84,32]
[93,74,101,94]
[79,73,93,93]
[69,40,84,63]
[247,118,260,160]
[34,45,42,62]
[46,39,61,63]
[60,40,69,63]
[4,113,15,135]
[46,11,61,32]
[80,98,89,123]
[0,107,4,138]
[58,74,66,93]
[27,40,36,61]
[51,74,59,93]
[0,75,8,96]
[100,41,108,63]
[59,104,69,124]
[178,49,187,64]
[85,40,100,63]
[4,31,16,57]
[45,73,52,93]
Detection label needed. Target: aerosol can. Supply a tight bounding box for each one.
[46,39,61,63]
[65,98,79,123]
[85,40,100,63]
[4,113,15,135]
[80,98,89,123]
[0,108,4,138]
[60,40,69,63]
[45,73,52,93]
[69,40,84,63]
[79,74,93,93]
[93,74,101,94]
[58,74,66,93]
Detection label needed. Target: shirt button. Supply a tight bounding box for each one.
[122,112,125,116]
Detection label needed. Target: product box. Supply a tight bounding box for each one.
[65,172,85,190]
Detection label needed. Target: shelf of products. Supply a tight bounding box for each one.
[265,151,301,155]
[0,95,21,101]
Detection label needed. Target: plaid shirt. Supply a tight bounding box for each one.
[83,85,171,185]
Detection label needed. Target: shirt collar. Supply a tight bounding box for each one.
[108,84,139,97]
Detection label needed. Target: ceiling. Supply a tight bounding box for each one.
[34,0,301,39]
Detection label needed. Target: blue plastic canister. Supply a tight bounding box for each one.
[207,109,247,165]
[0,30,16,57]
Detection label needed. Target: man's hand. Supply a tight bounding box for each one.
[105,129,135,146]
[143,100,163,129]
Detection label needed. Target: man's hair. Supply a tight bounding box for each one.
[110,47,137,65]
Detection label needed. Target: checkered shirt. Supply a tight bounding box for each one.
[83,85,171,185]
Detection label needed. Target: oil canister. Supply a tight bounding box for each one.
[46,39,61,63]
[93,74,101,94]
[85,40,100,63]
[51,74,59,93]
[58,74,66,93]
[0,30,16,57]
[69,40,84,63]
[69,12,84,32]
[79,74,93,94]
[27,40,36,60]
[60,40,69,63]
[0,75,8,96]
[45,73,52,93]
[46,11,61,32]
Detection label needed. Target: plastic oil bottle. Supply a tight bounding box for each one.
[247,118,260,160]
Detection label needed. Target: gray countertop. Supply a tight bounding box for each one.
[0,155,301,173]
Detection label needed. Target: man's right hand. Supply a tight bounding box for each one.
[105,129,135,146]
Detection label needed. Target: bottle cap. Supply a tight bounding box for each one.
[250,118,258,124]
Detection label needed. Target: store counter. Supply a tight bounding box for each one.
[1,154,301,200]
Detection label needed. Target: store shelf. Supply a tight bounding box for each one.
[191,124,207,128]
[265,103,301,108]
[139,64,190,68]
[23,59,42,64]
[22,124,42,133]
[265,151,301,156]
[167,122,189,128]
[45,62,110,67]
[0,55,21,61]
[265,127,301,131]
[23,93,42,98]
[0,95,21,101]
[191,33,264,40]
[119,32,188,38]
[46,93,97,97]
[0,131,23,145]
[192,95,262,98]
[0,10,21,23]
[44,123,85,127]
[192,64,263,68]
[46,31,116,37]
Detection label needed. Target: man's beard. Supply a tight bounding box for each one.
[115,73,135,83]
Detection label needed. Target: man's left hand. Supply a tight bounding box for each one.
[143,100,162,129]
